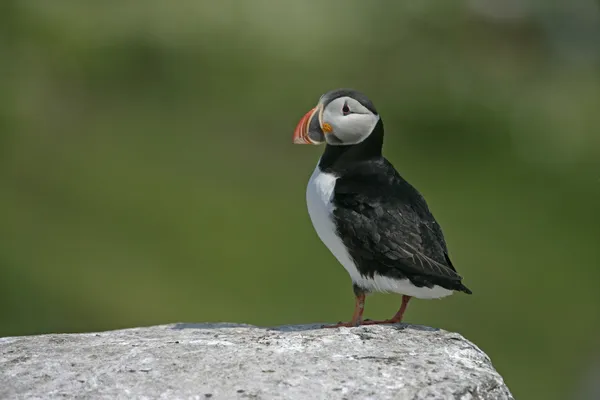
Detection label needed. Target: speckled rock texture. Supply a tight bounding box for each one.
[0,323,512,400]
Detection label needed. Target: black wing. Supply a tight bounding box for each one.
[331,158,471,293]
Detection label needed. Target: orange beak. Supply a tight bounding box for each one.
[293,105,325,145]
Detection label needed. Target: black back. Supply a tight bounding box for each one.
[319,119,472,294]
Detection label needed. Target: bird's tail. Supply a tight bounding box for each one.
[457,283,473,295]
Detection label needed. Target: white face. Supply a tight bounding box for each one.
[321,96,380,146]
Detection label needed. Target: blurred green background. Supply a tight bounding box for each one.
[2,1,600,399]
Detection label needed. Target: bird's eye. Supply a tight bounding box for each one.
[342,104,350,115]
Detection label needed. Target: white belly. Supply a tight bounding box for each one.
[306,164,453,299]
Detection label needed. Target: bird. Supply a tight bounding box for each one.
[292,88,472,328]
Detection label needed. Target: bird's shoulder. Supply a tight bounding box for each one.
[332,157,434,224]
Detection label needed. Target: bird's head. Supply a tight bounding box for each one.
[293,89,380,146]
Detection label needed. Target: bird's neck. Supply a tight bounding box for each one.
[318,119,384,173]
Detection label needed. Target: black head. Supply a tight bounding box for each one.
[293,88,381,146]
[318,88,378,115]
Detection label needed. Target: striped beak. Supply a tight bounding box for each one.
[293,105,325,145]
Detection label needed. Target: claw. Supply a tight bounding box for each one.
[322,320,362,329]
[361,319,397,325]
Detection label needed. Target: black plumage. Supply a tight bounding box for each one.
[319,109,471,296]
[295,88,471,327]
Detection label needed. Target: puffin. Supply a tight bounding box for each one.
[292,88,472,328]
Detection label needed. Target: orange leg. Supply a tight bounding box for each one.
[322,290,366,328]
[362,295,411,325]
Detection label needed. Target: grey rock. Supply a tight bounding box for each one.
[0,323,513,400]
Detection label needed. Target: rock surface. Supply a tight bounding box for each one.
[0,323,513,400]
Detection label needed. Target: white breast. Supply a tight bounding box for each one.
[306,164,453,299]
